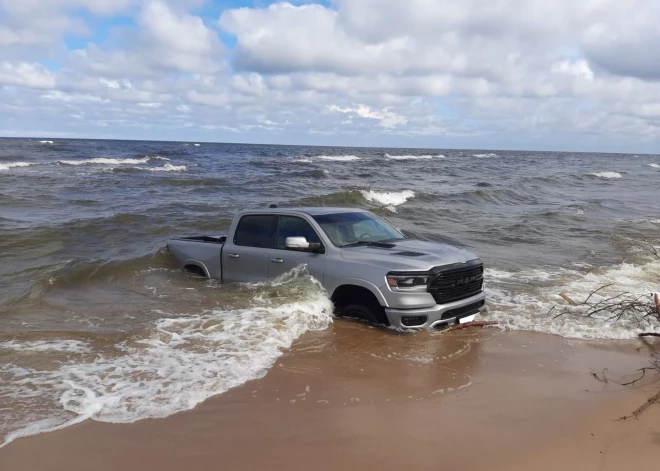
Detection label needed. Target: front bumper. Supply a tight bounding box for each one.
[384,291,486,329]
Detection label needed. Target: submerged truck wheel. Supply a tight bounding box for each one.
[339,303,390,326]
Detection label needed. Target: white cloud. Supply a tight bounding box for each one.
[1,0,660,151]
[0,62,56,88]
[329,104,407,128]
[69,1,224,77]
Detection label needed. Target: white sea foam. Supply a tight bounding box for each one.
[0,270,333,449]
[587,172,622,179]
[150,156,171,161]
[317,155,360,161]
[140,164,187,172]
[0,340,92,354]
[0,162,35,171]
[483,255,660,340]
[293,158,313,163]
[39,140,54,144]
[472,153,497,158]
[384,154,445,160]
[59,158,150,166]
[360,190,415,212]
[648,163,660,168]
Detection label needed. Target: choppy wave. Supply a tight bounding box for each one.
[384,154,445,160]
[0,269,333,449]
[317,155,360,161]
[139,164,187,172]
[59,157,150,166]
[39,141,54,144]
[360,190,415,212]
[472,153,497,158]
[648,163,660,168]
[0,162,35,171]
[587,172,622,179]
[483,255,660,339]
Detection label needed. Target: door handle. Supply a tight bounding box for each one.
[228,253,240,259]
[270,258,284,264]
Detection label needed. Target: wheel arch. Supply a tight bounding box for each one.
[183,260,210,278]
[330,280,387,309]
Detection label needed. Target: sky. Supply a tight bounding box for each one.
[1,0,659,153]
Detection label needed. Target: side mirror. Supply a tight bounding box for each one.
[285,236,309,250]
[285,237,323,253]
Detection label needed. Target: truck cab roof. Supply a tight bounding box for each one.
[237,207,368,216]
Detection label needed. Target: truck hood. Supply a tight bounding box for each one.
[340,239,479,272]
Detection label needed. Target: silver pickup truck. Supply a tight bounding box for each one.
[167,207,485,329]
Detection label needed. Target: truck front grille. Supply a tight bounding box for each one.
[428,262,484,304]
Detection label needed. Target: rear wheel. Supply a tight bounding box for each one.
[339,302,390,326]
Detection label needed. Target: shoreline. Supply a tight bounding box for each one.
[2,324,660,470]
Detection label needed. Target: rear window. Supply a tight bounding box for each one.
[234,215,278,248]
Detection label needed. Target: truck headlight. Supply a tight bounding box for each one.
[386,274,430,292]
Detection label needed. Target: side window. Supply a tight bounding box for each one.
[276,216,321,250]
[234,215,278,248]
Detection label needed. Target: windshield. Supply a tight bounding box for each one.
[312,212,404,247]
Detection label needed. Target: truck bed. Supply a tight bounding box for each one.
[167,234,227,279]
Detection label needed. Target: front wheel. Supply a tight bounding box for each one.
[339,303,390,326]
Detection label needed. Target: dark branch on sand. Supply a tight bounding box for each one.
[548,244,660,418]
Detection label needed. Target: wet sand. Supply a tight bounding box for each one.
[2,322,660,470]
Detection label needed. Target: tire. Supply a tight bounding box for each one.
[340,303,390,326]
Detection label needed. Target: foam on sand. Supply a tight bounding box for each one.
[317,155,360,161]
[587,172,622,179]
[0,162,35,171]
[483,254,660,340]
[360,189,415,212]
[0,269,333,449]
[0,340,92,354]
[59,157,150,166]
[385,154,445,160]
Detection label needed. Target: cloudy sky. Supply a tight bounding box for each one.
[1,0,659,152]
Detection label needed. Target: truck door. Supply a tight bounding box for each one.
[222,214,278,283]
[269,215,326,282]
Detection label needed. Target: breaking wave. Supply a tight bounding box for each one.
[317,155,360,161]
[139,164,187,172]
[39,140,54,144]
[482,255,660,340]
[384,154,445,160]
[648,163,660,168]
[0,162,36,171]
[360,190,415,212]
[587,172,622,179]
[472,153,497,158]
[59,157,150,166]
[0,268,333,449]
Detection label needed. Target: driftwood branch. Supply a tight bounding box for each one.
[618,391,660,421]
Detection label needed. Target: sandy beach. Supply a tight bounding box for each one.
[2,322,659,470]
